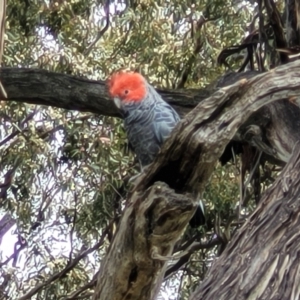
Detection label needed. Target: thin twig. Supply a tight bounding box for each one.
[62,272,98,300]
[68,192,78,264]
[0,109,37,147]
[176,15,206,89]
[84,0,110,56]
[18,221,112,300]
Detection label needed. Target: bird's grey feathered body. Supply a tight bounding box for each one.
[120,83,180,167]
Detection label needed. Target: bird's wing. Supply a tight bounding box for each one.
[152,100,180,145]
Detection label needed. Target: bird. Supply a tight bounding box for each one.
[107,70,205,227]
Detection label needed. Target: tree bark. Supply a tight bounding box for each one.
[94,183,197,300]
[0,67,213,117]
[285,0,300,47]
[191,141,300,300]
[93,60,300,299]
[134,61,300,194]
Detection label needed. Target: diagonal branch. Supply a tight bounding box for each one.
[134,60,300,195]
[93,60,300,300]
[176,15,206,89]
[83,0,110,56]
[18,222,111,300]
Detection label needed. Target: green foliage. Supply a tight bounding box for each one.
[0,0,273,299]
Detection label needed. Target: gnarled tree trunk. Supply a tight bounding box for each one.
[2,62,300,300]
[191,141,300,299]
[93,60,300,299]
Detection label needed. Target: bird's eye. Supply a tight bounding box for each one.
[124,90,129,95]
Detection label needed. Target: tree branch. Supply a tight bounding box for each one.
[0,213,15,245]
[83,0,110,56]
[176,15,205,89]
[0,68,263,119]
[93,60,300,300]
[191,141,300,299]
[1,66,300,166]
[134,61,300,195]
[0,68,120,117]
[18,222,111,300]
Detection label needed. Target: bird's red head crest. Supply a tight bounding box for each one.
[107,71,147,103]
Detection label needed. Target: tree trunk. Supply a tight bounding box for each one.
[93,183,197,300]
[191,141,300,300]
[93,60,300,299]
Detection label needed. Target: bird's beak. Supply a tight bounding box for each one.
[113,97,122,109]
